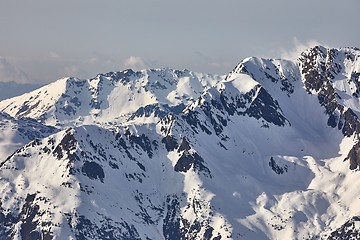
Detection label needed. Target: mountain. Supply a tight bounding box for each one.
[0,68,221,126]
[0,46,360,239]
[0,81,42,101]
[0,111,56,155]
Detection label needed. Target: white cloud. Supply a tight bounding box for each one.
[280,38,326,60]
[123,56,147,70]
[0,57,29,83]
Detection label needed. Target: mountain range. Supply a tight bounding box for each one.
[0,46,360,239]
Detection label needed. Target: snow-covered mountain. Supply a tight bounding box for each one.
[0,46,360,240]
[0,68,221,126]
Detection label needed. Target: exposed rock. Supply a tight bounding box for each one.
[161,135,179,152]
[81,161,105,182]
[245,87,289,127]
[174,138,211,177]
[327,216,360,240]
[177,137,191,152]
[269,157,288,175]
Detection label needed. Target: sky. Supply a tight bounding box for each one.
[0,0,359,84]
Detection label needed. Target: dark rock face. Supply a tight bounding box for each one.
[269,157,288,175]
[341,109,360,137]
[16,119,57,141]
[19,194,46,240]
[181,85,289,141]
[327,216,360,240]
[99,69,137,84]
[161,135,179,152]
[201,100,227,135]
[67,214,142,240]
[0,194,53,240]
[162,195,220,240]
[315,79,360,138]
[163,196,184,240]
[53,129,77,160]
[61,105,76,116]
[300,46,328,92]
[175,152,198,172]
[182,110,212,135]
[245,87,288,127]
[177,137,191,152]
[345,142,360,170]
[81,161,105,182]
[299,46,360,170]
[219,85,260,117]
[174,138,211,177]
[129,133,153,159]
[128,103,186,121]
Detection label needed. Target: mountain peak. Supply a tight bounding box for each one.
[1,46,360,239]
[0,68,222,126]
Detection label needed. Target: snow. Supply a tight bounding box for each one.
[0,69,222,128]
[0,46,360,239]
[221,73,259,94]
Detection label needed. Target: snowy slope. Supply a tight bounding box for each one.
[1,46,360,240]
[0,112,57,163]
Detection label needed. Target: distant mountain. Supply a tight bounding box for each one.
[0,46,360,239]
[0,68,221,126]
[0,81,42,101]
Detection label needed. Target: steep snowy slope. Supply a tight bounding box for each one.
[0,123,232,239]
[0,112,57,162]
[0,69,222,126]
[1,46,360,240]
[297,46,360,170]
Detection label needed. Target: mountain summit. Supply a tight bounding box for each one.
[1,46,360,239]
[0,68,221,126]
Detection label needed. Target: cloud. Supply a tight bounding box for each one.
[193,51,234,74]
[63,64,92,79]
[49,52,61,60]
[208,61,234,69]
[64,65,80,77]
[195,51,213,62]
[280,38,326,60]
[123,56,147,70]
[87,57,98,65]
[0,57,29,83]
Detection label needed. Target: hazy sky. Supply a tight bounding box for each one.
[0,0,359,83]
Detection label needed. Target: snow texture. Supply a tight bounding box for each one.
[0,46,360,239]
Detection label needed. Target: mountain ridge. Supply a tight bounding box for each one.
[0,68,222,126]
[0,46,360,239]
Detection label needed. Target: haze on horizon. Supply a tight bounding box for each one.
[0,0,359,84]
